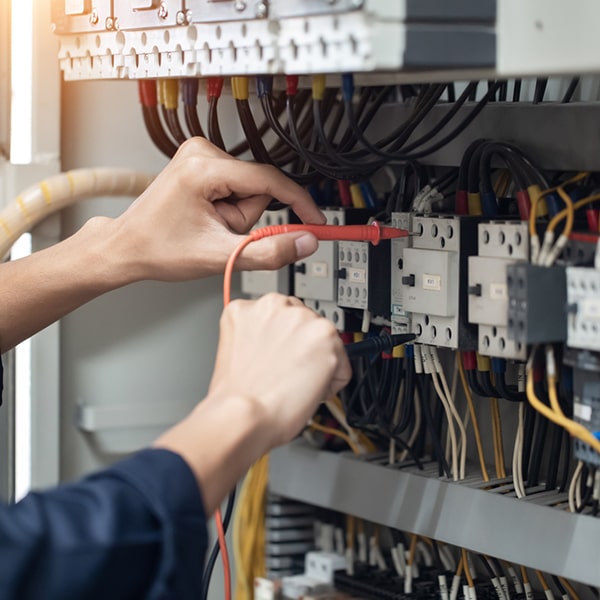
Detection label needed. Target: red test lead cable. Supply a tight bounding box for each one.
[217,221,409,600]
[223,221,410,305]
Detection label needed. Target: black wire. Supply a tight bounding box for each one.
[184,104,205,138]
[208,96,226,151]
[521,404,536,482]
[527,383,549,488]
[467,370,488,397]
[545,422,563,491]
[200,487,236,600]
[559,429,571,493]
[552,576,567,597]
[562,77,580,103]
[495,372,525,403]
[141,105,178,158]
[533,78,548,104]
[162,106,188,146]
[512,79,522,103]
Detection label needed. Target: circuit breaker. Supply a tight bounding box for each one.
[337,240,391,320]
[241,209,292,298]
[400,215,478,349]
[468,221,529,360]
[390,212,412,335]
[567,266,600,352]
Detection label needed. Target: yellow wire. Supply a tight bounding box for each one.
[547,192,600,234]
[491,398,507,478]
[234,454,269,600]
[462,549,474,587]
[309,420,363,455]
[456,555,465,578]
[407,534,419,566]
[458,358,490,482]
[535,570,549,591]
[559,577,580,600]
[526,358,600,455]
[520,565,530,585]
[529,172,590,237]
[548,188,575,236]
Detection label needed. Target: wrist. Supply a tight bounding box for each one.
[74,216,147,290]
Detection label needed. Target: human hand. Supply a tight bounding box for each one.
[111,137,325,282]
[207,293,352,449]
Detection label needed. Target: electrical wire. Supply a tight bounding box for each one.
[458,358,489,481]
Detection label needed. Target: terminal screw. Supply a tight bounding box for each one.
[234,0,247,11]
[255,1,268,18]
[158,2,168,19]
[89,8,99,25]
[105,16,114,30]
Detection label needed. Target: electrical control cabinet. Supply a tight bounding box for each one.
[401,215,478,349]
[468,221,529,359]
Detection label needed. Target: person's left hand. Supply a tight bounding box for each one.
[108,137,325,282]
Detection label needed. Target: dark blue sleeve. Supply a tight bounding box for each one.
[0,448,208,600]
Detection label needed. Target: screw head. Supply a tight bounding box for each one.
[89,9,99,25]
[176,10,186,25]
[105,16,114,30]
[350,0,363,7]
[255,1,268,18]
[158,2,168,19]
[234,0,247,11]
[185,10,192,24]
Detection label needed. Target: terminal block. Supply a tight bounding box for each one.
[390,212,412,335]
[566,266,600,352]
[54,1,496,79]
[337,240,391,320]
[468,221,529,360]
[241,209,292,298]
[506,264,567,345]
[303,299,361,333]
[400,215,479,349]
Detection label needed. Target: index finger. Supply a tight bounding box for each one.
[206,160,326,225]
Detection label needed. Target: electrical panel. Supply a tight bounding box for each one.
[43,0,600,597]
[401,215,478,349]
[468,221,529,359]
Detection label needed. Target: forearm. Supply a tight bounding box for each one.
[154,394,272,514]
[0,217,140,353]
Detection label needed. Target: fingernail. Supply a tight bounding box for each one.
[295,233,318,259]
[318,211,327,224]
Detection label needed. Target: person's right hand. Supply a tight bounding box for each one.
[207,293,352,449]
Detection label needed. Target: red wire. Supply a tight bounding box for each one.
[218,222,409,600]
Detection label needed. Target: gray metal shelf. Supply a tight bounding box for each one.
[270,442,600,586]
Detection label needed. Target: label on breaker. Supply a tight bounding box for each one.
[574,402,592,422]
[309,262,328,278]
[580,298,600,321]
[489,282,507,300]
[348,268,366,284]
[392,305,408,317]
[422,273,441,291]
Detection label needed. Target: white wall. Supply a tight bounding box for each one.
[59,79,228,481]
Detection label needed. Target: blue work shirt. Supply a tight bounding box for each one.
[0,358,209,599]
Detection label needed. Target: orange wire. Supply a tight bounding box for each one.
[215,507,231,600]
[218,235,254,600]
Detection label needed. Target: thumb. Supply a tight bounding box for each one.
[235,232,319,271]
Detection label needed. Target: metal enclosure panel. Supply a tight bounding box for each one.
[59,81,225,481]
[270,442,600,587]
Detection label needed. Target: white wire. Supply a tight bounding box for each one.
[568,461,584,513]
[432,348,467,480]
